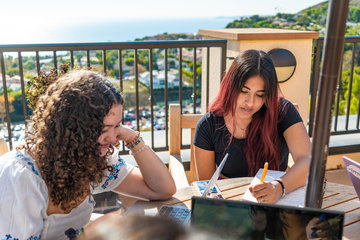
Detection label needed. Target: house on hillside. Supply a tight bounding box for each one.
[139,70,179,88]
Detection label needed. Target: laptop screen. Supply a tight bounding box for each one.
[342,156,360,199]
[201,153,229,197]
[191,196,344,239]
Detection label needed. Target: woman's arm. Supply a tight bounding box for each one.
[278,121,311,194]
[250,122,311,203]
[113,127,176,200]
[194,146,216,180]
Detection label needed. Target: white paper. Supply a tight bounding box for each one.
[144,207,159,216]
[242,168,306,207]
[90,212,104,221]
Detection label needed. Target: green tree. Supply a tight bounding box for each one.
[9,91,29,122]
[348,7,360,22]
[6,68,19,77]
[338,66,360,115]
[125,57,134,67]
[105,50,118,72]
[24,58,35,70]
[74,51,86,67]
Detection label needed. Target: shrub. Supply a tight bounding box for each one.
[25,64,70,111]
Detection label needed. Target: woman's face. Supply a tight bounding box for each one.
[98,103,123,156]
[235,75,266,121]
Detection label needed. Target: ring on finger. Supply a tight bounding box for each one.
[261,196,264,202]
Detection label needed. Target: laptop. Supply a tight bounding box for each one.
[342,156,360,199]
[158,153,229,224]
[197,153,229,197]
[191,196,345,239]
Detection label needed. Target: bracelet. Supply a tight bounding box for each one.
[130,144,148,156]
[275,179,286,198]
[125,131,140,148]
[128,137,142,149]
[125,131,140,149]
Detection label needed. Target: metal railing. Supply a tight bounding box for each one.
[1,36,359,156]
[310,36,360,154]
[0,40,227,152]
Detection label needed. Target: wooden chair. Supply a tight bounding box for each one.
[0,137,9,156]
[169,104,202,189]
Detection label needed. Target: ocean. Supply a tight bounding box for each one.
[20,17,238,44]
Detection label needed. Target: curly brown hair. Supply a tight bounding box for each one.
[25,70,123,211]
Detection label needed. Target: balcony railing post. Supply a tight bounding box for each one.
[221,42,226,80]
[0,52,12,150]
[18,52,28,128]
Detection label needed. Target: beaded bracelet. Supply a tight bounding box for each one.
[130,144,148,156]
[125,131,140,149]
[127,137,142,149]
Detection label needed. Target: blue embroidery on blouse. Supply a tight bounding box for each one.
[2,234,40,240]
[114,156,126,168]
[100,157,125,189]
[27,236,40,240]
[16,151,39,176]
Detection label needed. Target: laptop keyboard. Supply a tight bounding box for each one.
[158,205,191,224]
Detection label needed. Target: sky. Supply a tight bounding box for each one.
[2,0,325,21]
[0,0,326,44]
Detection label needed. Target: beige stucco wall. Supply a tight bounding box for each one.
[200,46,223,110]
[200,29,318,128]
[326,152,360,169]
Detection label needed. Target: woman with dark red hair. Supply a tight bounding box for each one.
[193,49,310,203]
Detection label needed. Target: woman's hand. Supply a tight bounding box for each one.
[249,181,283,203]
[305,215,341,239]
[115,126,137,144]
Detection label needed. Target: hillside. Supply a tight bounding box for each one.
[135,1,360,41]
[226,0,360,36]
[134,33,201,41]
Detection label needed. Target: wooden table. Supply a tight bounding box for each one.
[119,178,360,240]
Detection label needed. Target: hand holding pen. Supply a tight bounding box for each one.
[260,162,268,183]
[250,162,275,203]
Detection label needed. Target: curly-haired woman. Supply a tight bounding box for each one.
[0,70,176,239]
[193,49,311,204]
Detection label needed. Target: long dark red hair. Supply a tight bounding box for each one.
[209,49,281,176]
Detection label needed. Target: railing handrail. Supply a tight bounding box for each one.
[0,40,227,52]
[0,36,358,156]
[317,35,360,42]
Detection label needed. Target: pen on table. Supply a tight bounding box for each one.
[260,162,268,183]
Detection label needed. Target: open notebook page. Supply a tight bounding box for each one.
[242,168,306,207]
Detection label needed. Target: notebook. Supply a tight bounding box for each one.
[242,168,306,207]
[191,196,344,239]
[158,153,229,224]
[342,156,360,199]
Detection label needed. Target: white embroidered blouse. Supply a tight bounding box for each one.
[0,149,133,240]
